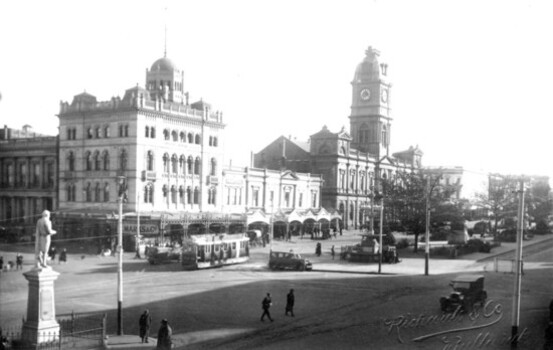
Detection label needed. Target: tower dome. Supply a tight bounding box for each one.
[353,46,385,82]
[150,57,178,72]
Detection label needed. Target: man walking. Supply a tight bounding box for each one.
[156,319,172,350]
[138,309,152,343]
[285,289,295,317]
[260,293,274,322]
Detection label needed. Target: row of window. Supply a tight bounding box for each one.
[1,161,55,188]
[338,169,394,191]
[66,124,130,140]
[66,150,127,172]
[357,124,388,145]
[159,153,217,176]
[249,188,318,208]
[159,128,218,147]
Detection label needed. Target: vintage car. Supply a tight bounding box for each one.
[440,275,487,312]
[146,246,181,265]
[269,250,312,271]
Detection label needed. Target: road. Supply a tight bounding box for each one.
[1,234,552,349]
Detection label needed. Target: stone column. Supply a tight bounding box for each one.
[22,267,60,345]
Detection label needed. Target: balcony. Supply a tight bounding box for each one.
[207,176,219,185]
[142,170,157,181]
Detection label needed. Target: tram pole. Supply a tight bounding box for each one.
[511,178,525,347]
[116,176,126,336]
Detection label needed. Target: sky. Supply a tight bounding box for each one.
[1,0,552,180]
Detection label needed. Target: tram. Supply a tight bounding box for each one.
[181,233,250,270]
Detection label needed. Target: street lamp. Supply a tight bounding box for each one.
[116,175,127,335]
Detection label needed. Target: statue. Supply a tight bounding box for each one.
[35,210,56,268]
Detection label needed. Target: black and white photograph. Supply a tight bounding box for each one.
[1,0,553,349]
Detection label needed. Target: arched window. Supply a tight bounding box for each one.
[210,158,217,176]
[95,127,101,138]
[103,151,110,170]
[163,153,170,173]
[86,182,92,202]
[145,126,150,138]
[194,157,201,175]
[193,187,199,204]
[179,155,186,174]
[163,129,170,140]
[104,126,110,138]
[172,130,178,142]
[95,183,101,202]
[195,134,201,144]
[94,151,101,170]
[66,184,72,201]
[179,186,185,204]
[213,137,218,147]
[171,154,178,174]
[186,186,192,204]
[150,127,156,138]
[171,185,177,204]
[120,149,127,171]
[180,132,186,142]
[349,203,354,220]
[118,125,124,137]
[359,123,369,144]
[209,136,213,146]
[187,156,193,174]
[124,125,129,137]
[66,128,72,140]
[68,151,75,171]
[187,133,193,143]
[85,151,92,171]
[104,183,110,202]
[147,151,154,171]
[87,128,93,139]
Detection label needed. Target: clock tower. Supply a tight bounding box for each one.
[349,46,392,157]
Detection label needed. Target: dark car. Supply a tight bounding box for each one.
[269,250,312,271]
[440,274,487,312]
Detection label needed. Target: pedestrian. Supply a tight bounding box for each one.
[285,289,295,317]
[260,292,274,322]
[49,246,57,262]
[316,242,321,257]
[156,319,172,350]
[15,253,23,270]
[138,309,152,343]
[59,248,67,264]
[331,245,335,260]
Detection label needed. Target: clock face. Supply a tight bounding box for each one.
[360,88,371,101]
[381,89,388,103]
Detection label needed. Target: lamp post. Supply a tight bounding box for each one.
[378,200,384,274]
[116,176,127,335]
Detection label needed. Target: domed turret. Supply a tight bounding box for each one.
[353,46,386,83]
[145,56,185,104]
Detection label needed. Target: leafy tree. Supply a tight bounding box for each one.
[380,170,456,252]
[474,175,518,233]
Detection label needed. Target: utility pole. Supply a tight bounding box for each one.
[511,178,525,346]
[425,176,430,276]
[116,176,127,336]
[378,201,384,274]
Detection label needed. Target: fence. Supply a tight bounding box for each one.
[0,312,106,350]
[482,258,524,274]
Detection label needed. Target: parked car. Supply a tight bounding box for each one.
[440,275,487,312]
[269,250,312,271]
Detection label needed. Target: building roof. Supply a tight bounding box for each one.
[150,57,178,72]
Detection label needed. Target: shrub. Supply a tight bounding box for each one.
[396,238,410,249]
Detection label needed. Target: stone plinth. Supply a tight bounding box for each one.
[22,267,60,345]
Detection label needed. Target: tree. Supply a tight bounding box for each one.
[381,170,455,252]
[475,174,518,233]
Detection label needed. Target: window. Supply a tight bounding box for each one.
[124,125,129,137]
[359,123,369,144]
[46,162,54,187]
[104,126,110,138]
[252,187,259,206]
[180,132,186,142]
[66,184,73,201]
[311,191,318,208]
[187,156,193,174]
[33,163,40,187]
[179,186,185,204]
[95,127,101,138]
[18,163,27,187]
[85,151,92,171]
[147,151,154,171]
[119,125,124,137]
[68,152,75,171]
[193,187,199,204]
[144,183,154,204]
[171,186,177,204]
[104,183,110,202]
[381,124,388,145]
[163,153,170,173]
[187,133,193,143]
[339,170,345,190]
[88,128,93,139]
[207,188,216,205]
[360,172,365,191]
[172,130,178,142]
[150,127,156,138]
[6,163,14,186]
[162,185,168,198]
[94,151,101,170]
[85,183,92,202]
[194,157,201,175]
[120,149,127,171]
[209,136,213,146]
[299,193,303,207]
[95,183,101,202]
[284,190,290,207]
[179,155,186,174]
[164,129,170,140]
[66,128,72,140]
[195,134,201,144]
[213,137,218,147]
[187,187,192,204]
[145,126,150,138]
[210,158,217,176]
[172,154,178,174]
[103,151,110,170]
[350,171,355,190]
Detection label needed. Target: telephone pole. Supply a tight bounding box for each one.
[511,177,525,346]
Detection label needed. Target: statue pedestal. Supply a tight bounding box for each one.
[22,267,60,345]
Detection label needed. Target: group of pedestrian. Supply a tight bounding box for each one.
[138,309,173,349]
[260,289,295,322]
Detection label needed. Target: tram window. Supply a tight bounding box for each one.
[214,244,219,252]
[232,242,236,250]
[205,245,211,253]
[223,243,227,250]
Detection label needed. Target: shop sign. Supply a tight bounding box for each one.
[123,221,159,235]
